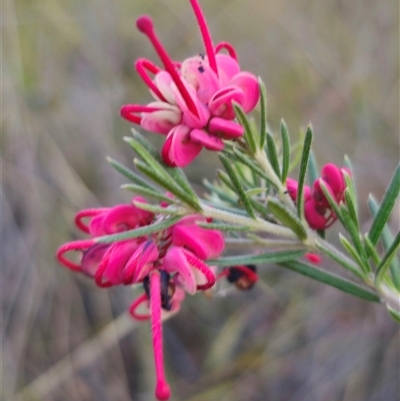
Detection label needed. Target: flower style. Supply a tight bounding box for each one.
[286,163,347,230]
[120,0,260,167]
[57,201,225,400]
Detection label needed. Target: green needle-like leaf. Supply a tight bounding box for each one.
[219,154,256,219]
[259,78,268,149]
[339,234,370,273]
[296,125,313,220]
[134,159,201,210]
[376,231,400,284]
[280,260,380,302]
[122,184,175,203]
[315,238,364,279]
[233,103,257,155]
[208,249,303,267]
[266,132,281,178]
[344,188,358,225]
[368,163,400,245]
[95,216,182,243]
[107,157,156,190]
[307,151,319,186]
[280,119,290,183]
[363,234,381,266]
[197,222,250,232]
[267,198,307,240]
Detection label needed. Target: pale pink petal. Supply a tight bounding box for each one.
[163,247,197,295]
[161,125,203,167]
[229,72,260,113]
[215,53,240,86]
[181,56,220,103]
[208,86,245,120]
[190,129,224,151]
[171,224,225,259]
[208,117,244,139]
[153,71,177,104]
[141,101,182,134]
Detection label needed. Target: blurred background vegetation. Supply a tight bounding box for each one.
[2,0,399,400]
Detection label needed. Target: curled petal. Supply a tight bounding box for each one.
[215,53,240,85]
[286,178,312,203]
[163,247,197,295]
[171,224,225,259]
[190,129,224,151]
[208,117,244,140]
[135,58,165,101]
[100,240,140,285]
[123,241,159,284]
[102,204,146,234]
[81,243,110,277]
[304,199,331,230]
[321,164,345,199]
[229,72,260,113]
[121,104,165,125]
[89,214,107,236]
[181,249,216,290]
[57,239,96,272]
[75,208,109,234]
[208,86,245,120]
[161,125,203,167]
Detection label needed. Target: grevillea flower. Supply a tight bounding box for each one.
[120,0,260,167]
[57,202,225,400]
[286,164,347,230]
[217,264,258,290]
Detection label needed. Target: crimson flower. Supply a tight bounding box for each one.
[57,200,225,400]
[120,0,260,167]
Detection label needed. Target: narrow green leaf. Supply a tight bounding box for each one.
[368,163,400,245]
[280,119,290,183]
[95,216,181,243]
[233,103,257,155]
[368,195,400,279]
[217,170,237,192]
[197,222,250,232]
[107,157,155,190]
[259,78,268,149]
[126,135,200,207]
[219,154,256,219]
[280,260,380,302]
[203,179,239,206]
[307,151,319,186]
[296,125,313,220]
[315,238,364,279]
[122,184,175,203]
[134,159,201,210]
[131,201,180,215]
[339,234,369,273]
[376,231,400,284]
[231,148,276,188]
[266,132,281,178]
[363,234,381,266]
[208,250,304,267]
[344,188,358,225]
[267,198,307,240]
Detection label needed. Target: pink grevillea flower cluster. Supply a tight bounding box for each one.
[286,163,348,230]
[57,197,225,400]
[120,0,260,167]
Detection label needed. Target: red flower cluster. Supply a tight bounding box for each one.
[120,0,259,167]
[286,163,348,230]
[57,197,225,400]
